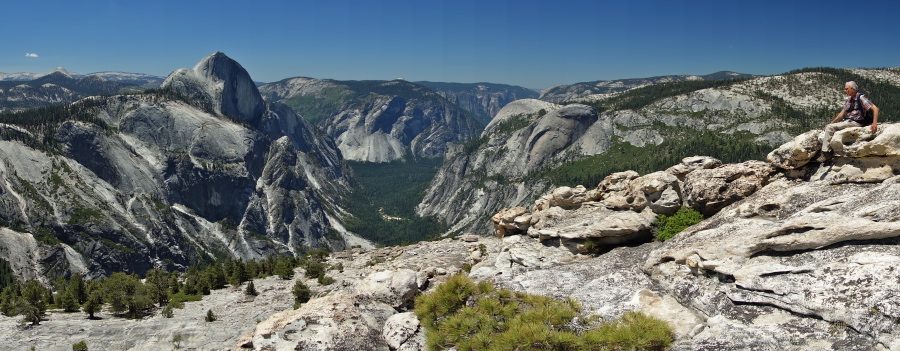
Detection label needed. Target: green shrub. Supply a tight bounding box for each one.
[654,207,705,241]
[292,281,311,309]
[72,340,88,351]
[168,292,202,308]
[317,275,335,286]
[582,311,674,350]
[161,305,174,318]
[414,274,673,351]
[204,309,216,322]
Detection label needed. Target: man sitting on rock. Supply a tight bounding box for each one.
[819,81,880,160]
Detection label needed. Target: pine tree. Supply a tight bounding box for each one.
[103,272,153,318]
[229,259,248,286]
[244,280,257,296]
[82,292,101,319]
[205,309,217,322]
[59,290,80,312]
[275,258,294,280]
[144,269,170,306]
[18,279,50,325]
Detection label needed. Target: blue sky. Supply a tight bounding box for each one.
[2,0,899,89]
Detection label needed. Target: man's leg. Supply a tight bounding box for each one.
[821,120,862,153]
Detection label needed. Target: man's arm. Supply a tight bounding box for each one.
[825,110,846,129]
[870,105,879,133]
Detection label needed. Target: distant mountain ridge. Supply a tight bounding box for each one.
[539,71,756,103]
[0,71,146,112]
[413,81,539,125]
[0,67,164,87]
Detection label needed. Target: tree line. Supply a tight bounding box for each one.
[0,250,336,325]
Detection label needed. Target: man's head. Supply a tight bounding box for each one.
[844,81,859,96]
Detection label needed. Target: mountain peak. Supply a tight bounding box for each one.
[51,67,72,78]
[162,52,265,122]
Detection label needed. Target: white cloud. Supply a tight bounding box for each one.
[25,53,39,58]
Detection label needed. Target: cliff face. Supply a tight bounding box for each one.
[413,81,539,126]
[0,53,353,281]
[416,100,595,234]
[160,52,266,123]
[260,78,482,162]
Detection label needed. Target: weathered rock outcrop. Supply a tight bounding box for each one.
[486,121,900,349]
[682,160,775,216]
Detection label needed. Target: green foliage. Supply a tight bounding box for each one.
[101,272,153,318]
[654,207,705,241]
[244,280,258,296]
[226,258,249,286]
[205,309,217,322]
[66,206,104,226]
[0,258,15,291]
[1,279,53,325]
[71,340,88,351]
[144,269,170,306]
[168,292,203,307]
[581,311,674,350]
[317,275,336,286]
[81,283,103,319]
[343,157,448,246]
[415,274,674,351]
[274,258,295,280]
[462,136,490,154]
[161,304,174,318]
[172,334,184,349]
[58,290,80,312]
[292,280,311,309]
[303,260,325,279]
